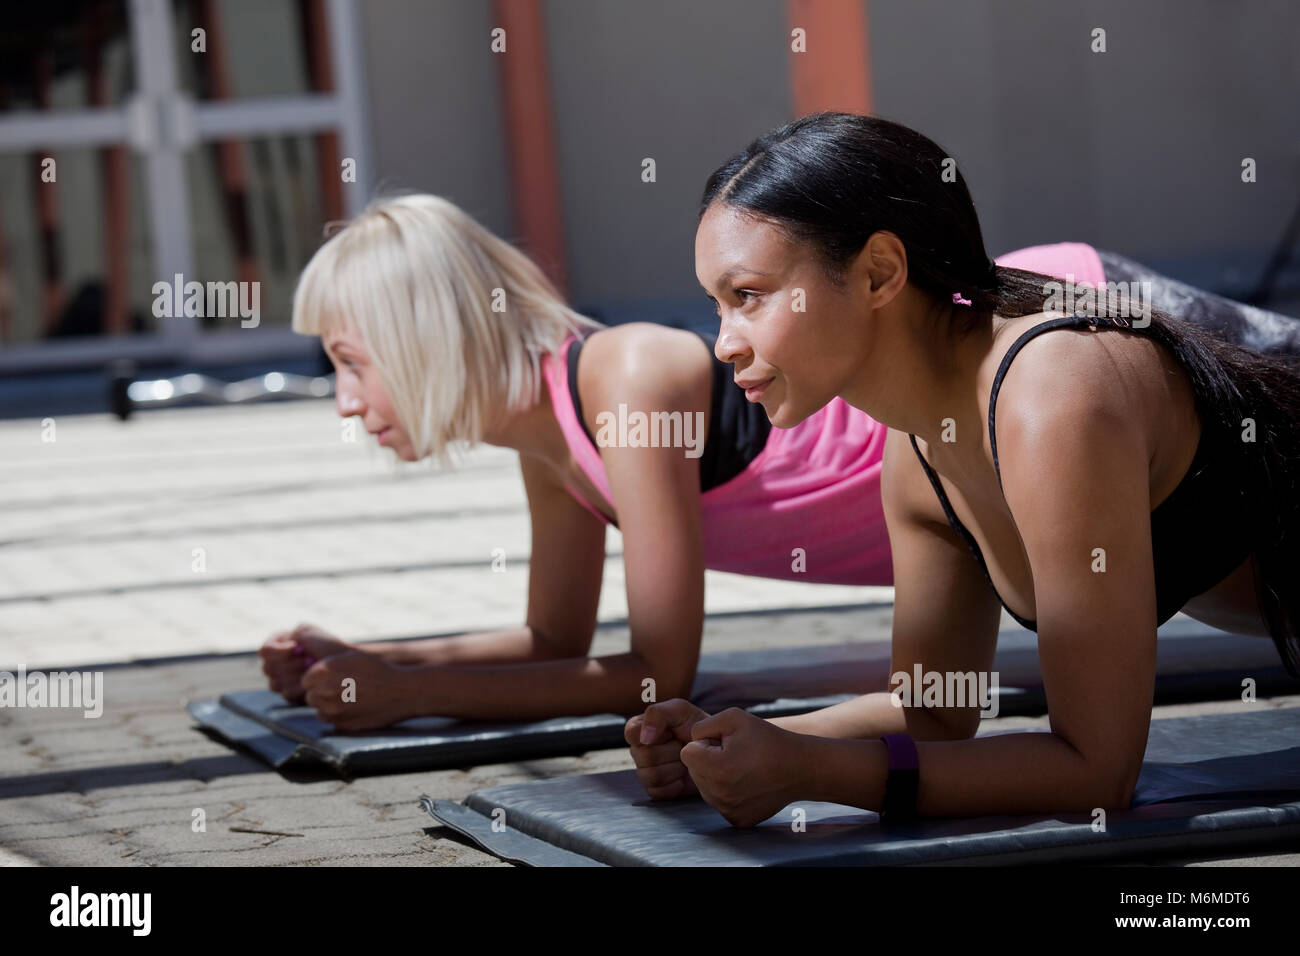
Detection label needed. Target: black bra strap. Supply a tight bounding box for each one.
[566,333,598,448]
[909,433,1038,631]
[988,314,1142,491]
[908,434,998,591]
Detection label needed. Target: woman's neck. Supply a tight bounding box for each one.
[842,296,998,452]
[480,378,572,470]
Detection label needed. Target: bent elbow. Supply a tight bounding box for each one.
[1114,768,1141,810]
[1096,763,1141,811]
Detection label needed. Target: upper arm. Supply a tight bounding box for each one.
[582,326,711,698]
[995,336,1158,804]
[881,428,1003,739]
[519,453,606,656]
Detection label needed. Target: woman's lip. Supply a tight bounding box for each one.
[743,379,773,401]
[376,427,393,443]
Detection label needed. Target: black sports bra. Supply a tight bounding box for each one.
[567,329,771,492]
[909,313,1255,631]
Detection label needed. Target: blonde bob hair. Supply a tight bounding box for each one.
[292,193,602,465]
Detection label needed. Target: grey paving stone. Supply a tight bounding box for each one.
[5,404,1298,867]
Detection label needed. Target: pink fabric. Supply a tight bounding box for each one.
[539,242,1106,588]
[541,338,892,586]
[994,241,1106,289]
[541,342,618,528]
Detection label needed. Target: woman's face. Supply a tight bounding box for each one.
[322,325,418,460]
[694,202,875,428]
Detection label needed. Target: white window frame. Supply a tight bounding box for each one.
[0,0,371,374]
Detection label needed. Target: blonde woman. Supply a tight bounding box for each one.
[262,194,1243,733]
[260,193,894,731]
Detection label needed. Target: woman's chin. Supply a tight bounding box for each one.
[765,399,804,430]
[381,437,416,461]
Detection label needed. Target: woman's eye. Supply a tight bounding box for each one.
[709,291,755,315]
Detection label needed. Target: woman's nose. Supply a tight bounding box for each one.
[336,387,365,418]
[714,315,750,365]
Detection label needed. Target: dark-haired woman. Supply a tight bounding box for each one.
[628,111,1300,827]
[265,200,1167,732]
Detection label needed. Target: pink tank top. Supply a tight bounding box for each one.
[539,241,1105,587]
[541,341,893,585]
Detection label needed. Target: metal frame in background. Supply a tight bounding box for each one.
[0,0,372,375]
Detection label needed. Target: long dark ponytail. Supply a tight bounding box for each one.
[700,111,1300,678]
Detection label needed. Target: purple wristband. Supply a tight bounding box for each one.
[881,733,920,822]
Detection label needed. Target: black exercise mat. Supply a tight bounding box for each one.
[421,707,1300,866]
[190,617,1292,774]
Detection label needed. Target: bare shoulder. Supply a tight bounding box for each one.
[988,317,1180,515]
[579,322,713,410]
[990,317,1159,445]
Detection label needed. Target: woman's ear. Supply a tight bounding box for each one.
[858,232,908,303]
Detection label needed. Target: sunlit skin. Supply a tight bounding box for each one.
[260,316,771,732]
[623,200,1272,828]
[323,325,419,460]
[321,323,594,464]
[699,202,980,436]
